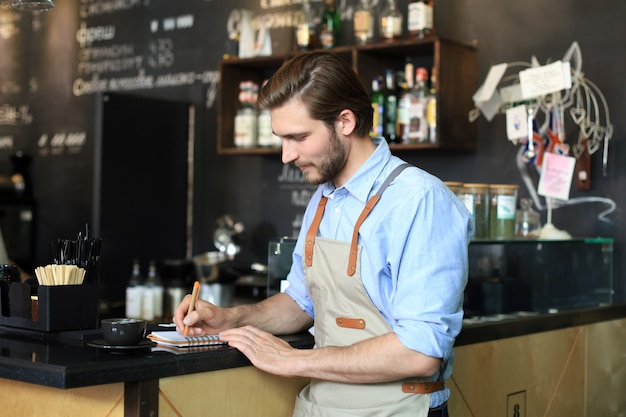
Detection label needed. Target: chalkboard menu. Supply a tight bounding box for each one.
[0,0,318,290]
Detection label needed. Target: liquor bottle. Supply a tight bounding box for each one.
[319,0,340,49]
[407,67,429,143]
[145,260,164,321]
[426,68,437,142]
[396,62,413,143]
[295,0,316,50]
[353,0,374,45]
[379,0,402,42]
[370,76,384,137]
[234,81,258,148]
[125,259,144,319]
[258,109,282,147]
[383,69,398,143]
[257,79,281,147]
[407,0,434,39]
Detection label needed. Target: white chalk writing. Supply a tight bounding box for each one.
[0,105,33,125]
[0,136,13,150]
[79,0,146,19]
[76,22,116,48]
[37,132,87,157]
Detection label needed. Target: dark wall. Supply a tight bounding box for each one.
[0,0,624,304]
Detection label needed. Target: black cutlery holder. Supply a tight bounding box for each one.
[0,282,99,332]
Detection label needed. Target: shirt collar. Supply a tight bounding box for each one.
[321,137,392,203]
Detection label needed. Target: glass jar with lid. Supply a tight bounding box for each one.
[488,184,519,240]
[459,183,489,240]
[515,197,541,238]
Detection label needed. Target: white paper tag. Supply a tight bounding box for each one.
[519,61,572,99]
[538,152,576,200]
[473,63,508,103]
[506,104,528,140]
[476,89,502,122]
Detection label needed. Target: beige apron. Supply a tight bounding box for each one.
[293,164,441,417]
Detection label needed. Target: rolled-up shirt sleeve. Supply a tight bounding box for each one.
[361,179,472,360]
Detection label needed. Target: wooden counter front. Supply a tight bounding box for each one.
[450,317,626,416]
[159,367,309,417]
[0,307,624,416]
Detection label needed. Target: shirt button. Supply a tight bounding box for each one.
[334,207,340,214]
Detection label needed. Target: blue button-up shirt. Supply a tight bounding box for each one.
[285,138,473,406]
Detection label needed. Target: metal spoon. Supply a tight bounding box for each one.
[524,106,536,160]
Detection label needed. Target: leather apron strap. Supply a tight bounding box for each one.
[294,163,435,416]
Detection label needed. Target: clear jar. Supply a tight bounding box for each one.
[460,183,489,240]
[516,198,541,238]
[488,184,518,240]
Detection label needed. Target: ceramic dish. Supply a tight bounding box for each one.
[86,338,156,351]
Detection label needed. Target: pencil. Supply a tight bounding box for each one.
[183,281,201,337]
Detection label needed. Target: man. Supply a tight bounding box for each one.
[174,51,473,416]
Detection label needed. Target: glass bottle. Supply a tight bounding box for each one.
[370,76,384,137]
[295,0,316,51]
[353,0,374,45]
[257,108,273,147]
[396,62,413,143]
[407,0,434,39]
[407,67,429,143]
[319,0,340,49]
[145,260,164,321]
[426,67,437,143]
[234,81,258,148]
[379,0,402,42]
[383,68,398,143]
[125,259,144,319]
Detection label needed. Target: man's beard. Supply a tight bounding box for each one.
[303,129,347,185]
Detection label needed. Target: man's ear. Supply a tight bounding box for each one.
[337,109,357,136]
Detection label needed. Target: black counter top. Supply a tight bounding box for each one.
[456,304,626,346]
[0,326,313,389]
[0,304,624,390]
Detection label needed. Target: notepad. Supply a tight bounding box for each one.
[147,331,227,347]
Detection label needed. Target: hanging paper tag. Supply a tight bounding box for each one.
[506,104,528,140]
[538,152,576,200]
[473,63,508,103]
[519,61,572,99]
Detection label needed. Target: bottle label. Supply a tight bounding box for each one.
[354,11,371,33]
[397,96,410,124]
[125,287,143,319]
[407,2,433,33]
[371,103,383,136]
[497,195,517,220]
[381,16,402,39]
[408,100,427,141]
[296,24,311,48]
[319,29,334,48]
[234,109,257,148]
[257,110,273,146]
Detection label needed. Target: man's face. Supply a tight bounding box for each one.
[271,98,347,185]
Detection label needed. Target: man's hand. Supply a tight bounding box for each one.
[219,325,303,377]
[173,296,230,336]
